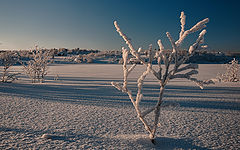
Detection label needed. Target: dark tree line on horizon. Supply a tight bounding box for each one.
[0,48,240,64]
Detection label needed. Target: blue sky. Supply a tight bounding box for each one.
[0,0,239,51]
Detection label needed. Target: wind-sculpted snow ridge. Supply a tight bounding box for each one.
[112,11,215,142]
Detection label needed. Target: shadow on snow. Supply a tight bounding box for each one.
[0,76,239,110]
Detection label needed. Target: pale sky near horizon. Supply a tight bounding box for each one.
[0,0,239,51]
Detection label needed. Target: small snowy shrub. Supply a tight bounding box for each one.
[21,46,51,83]
[111,12,214,143]
[0,51,19,82]
[217,58,240,82]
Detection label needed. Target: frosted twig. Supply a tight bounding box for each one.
[176,18,209,47]
[179,11,186,38]
[189,29,207,54]
[111,82,124,92]
[166,32,177,54]
[128,64,137,73]
[189,18,209,33]
[148,44,155,63]
[114,21,158,78]
[156,39,167,81]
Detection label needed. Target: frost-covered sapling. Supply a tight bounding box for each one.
[111,12,214,143]
[217,58,240,82]
[0,51,20,82]
[21,46,51,83]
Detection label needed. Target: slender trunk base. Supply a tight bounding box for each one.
[150,138,156,145]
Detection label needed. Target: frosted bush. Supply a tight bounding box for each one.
[21,46,51,83]
[217,58,240,82]
[111,11,214,143]
[0,51,20,82]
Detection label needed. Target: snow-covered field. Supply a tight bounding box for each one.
[0,64,239,149]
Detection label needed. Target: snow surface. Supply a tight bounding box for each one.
[0,64,240,149]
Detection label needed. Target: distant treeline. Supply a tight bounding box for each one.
[0,48,239,64]
[187,51,240,64]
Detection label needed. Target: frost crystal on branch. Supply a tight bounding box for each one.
[112,11,214,142]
